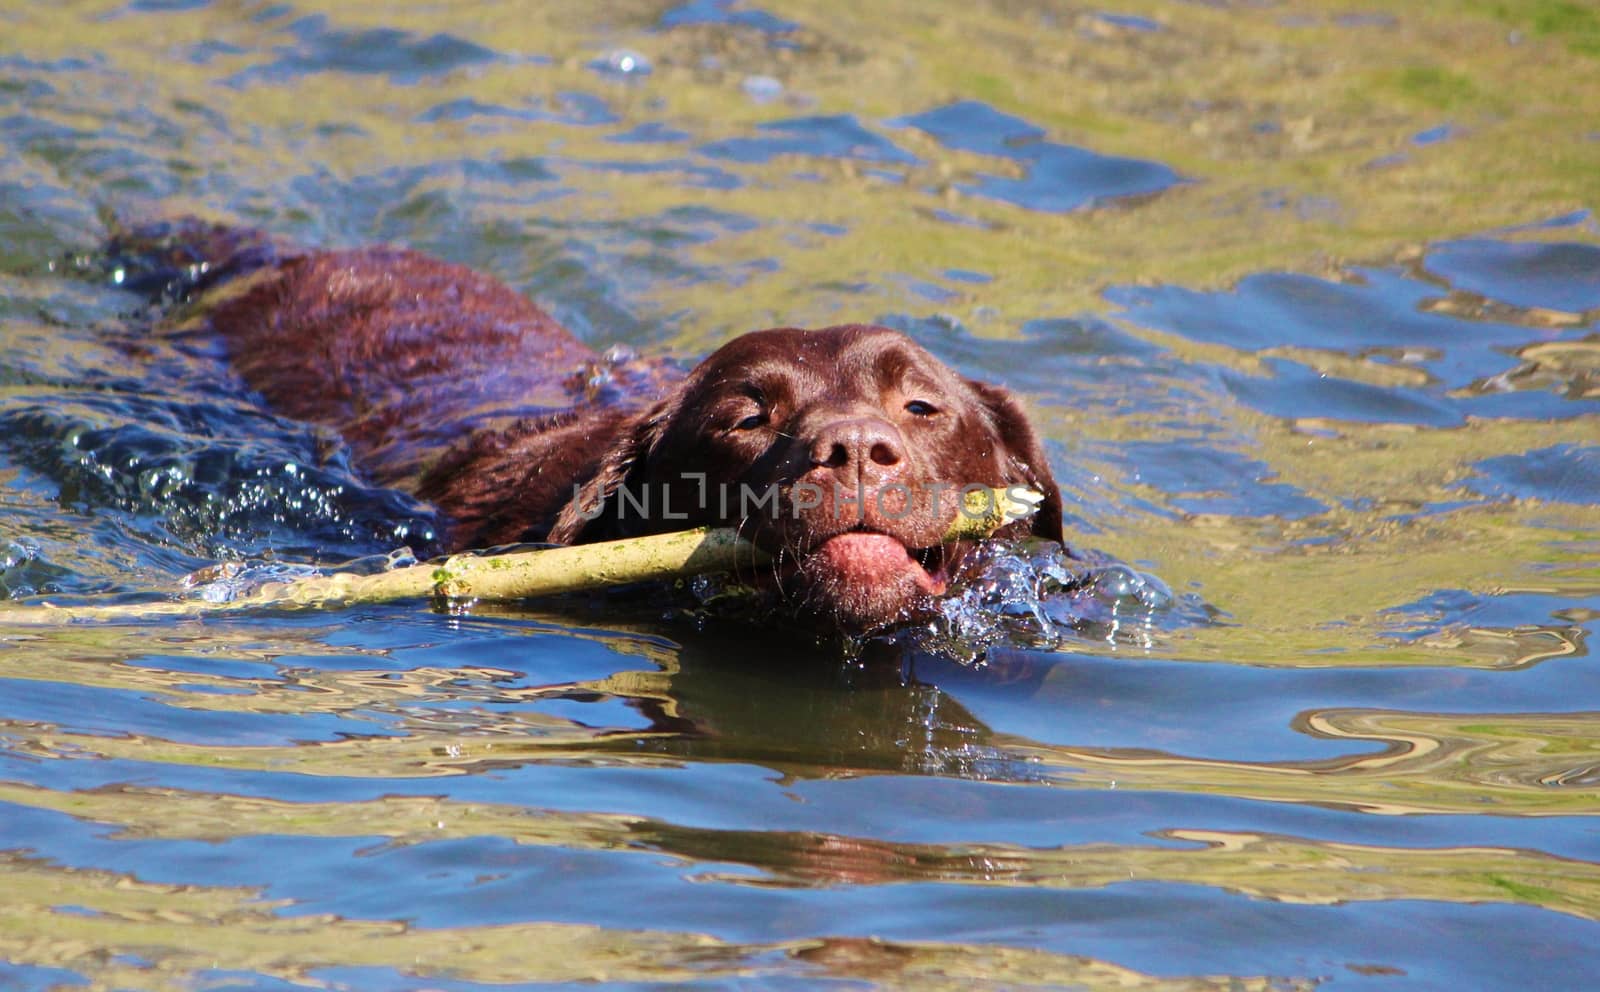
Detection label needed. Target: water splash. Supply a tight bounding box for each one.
[900,540,1214,662]
[0,401,440,564]
[0,537,69,599]
[180,547,420,604]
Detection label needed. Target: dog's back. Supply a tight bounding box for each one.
[109,219,679,546]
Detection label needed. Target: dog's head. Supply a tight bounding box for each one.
[550,324,1063,631]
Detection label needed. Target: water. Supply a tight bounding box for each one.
[3,1,1600,988]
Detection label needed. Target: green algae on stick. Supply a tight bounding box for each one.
[0,486,1041,625]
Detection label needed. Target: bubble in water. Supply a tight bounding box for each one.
[1,538,40,572]
[0,538,73,600]
[591,49,652,78]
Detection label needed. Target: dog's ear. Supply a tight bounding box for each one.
[546,401,669,544]
[966,380,1064,544]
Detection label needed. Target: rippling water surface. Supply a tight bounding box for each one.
[3,1,1599,989]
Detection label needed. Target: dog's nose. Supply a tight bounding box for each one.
[810,416,904,481]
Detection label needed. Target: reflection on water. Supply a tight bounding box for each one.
[2,0,1600,989]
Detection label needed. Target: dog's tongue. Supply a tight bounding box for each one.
[814,533,945,594]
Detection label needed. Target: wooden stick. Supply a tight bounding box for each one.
[0,487,1040,626]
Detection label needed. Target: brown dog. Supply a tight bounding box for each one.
[116,220,1063,631]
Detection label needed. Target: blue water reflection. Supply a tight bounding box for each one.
[229,16,499,85]
[1106,259,1600,424]
[1466,444,1600,504]
[659,0,799,34]
[896,100,1184,211]
[1426,238,1600,313]
[700,114,919,165]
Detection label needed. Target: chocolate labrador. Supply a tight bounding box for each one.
[112,219,1064,631]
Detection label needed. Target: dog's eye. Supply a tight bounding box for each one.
[904,399,939,417]
[734,412,768,431]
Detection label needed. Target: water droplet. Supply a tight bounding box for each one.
[592,49,652,77]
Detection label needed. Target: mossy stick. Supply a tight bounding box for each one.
[0,487,1040,626]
